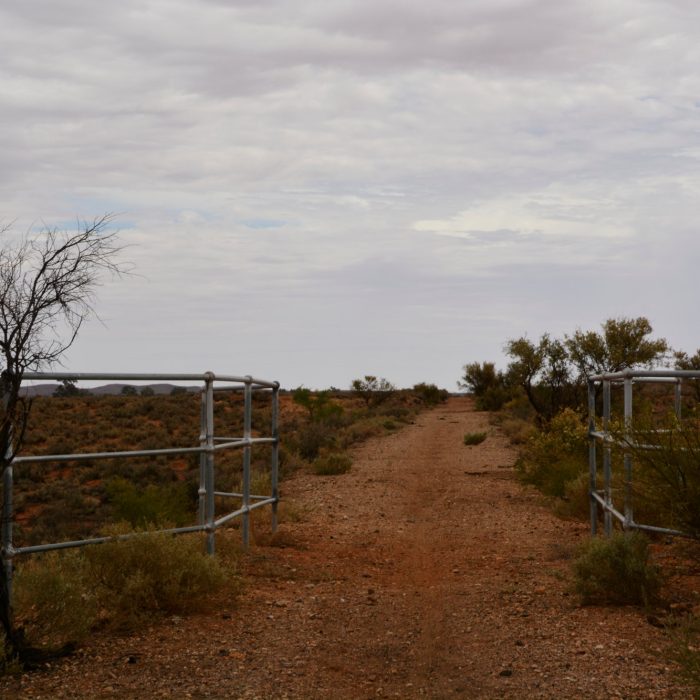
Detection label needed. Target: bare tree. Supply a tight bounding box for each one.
[0,214,124,662]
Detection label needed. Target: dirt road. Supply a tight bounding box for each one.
[4,397,690,698]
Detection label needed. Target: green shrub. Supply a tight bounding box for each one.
[572,532,661,606]
[84,527,228,629]
[313,452,352,475]
[516,408,588,498]
[412,383,449,406]
[460,362,512,411]
[498,417,535,445]
[14,550,98,648]
[106,477,195,527]
[294,421,337,461]
[463,432,487,446]
[14,529,232,646]
[378,404,413,422]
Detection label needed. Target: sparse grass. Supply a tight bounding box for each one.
[668,614,700,696]
[313,452,352,475]
[572,532,661,606]
[497,417,535,445]
[463,432,487,446]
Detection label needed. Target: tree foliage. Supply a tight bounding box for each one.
[675,349,700,403]
[565,317,668,381]
[350,375,396,408]
[464,317,669,423]
[459,362,510,411]
[53,379,82,398]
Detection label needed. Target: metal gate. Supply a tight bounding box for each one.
[2,371,280,598]
[587,368,700,537]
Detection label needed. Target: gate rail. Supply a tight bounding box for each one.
[2,370,280,597]
[588,368,700,537]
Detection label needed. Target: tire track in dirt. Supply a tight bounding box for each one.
[3,397,691,699]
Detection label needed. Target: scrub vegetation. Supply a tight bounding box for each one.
[462,315,700,528]
[2,378,448,667]
[463,316,700,690]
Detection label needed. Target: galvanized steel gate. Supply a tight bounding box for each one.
[1,371,280,599]
[587,368,700,538]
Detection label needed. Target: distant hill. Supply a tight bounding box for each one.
[20,383,201,398]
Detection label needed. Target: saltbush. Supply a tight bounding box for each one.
[85,528,227,629]
[14,529,231,645]
[516,408,588,498]
[572,532,661,606]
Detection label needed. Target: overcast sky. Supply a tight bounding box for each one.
[1,0,698,389]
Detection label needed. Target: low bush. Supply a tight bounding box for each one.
[106,477,195,528]
[497,417,535,445]
[463,432,487,446]
[412,383,449,406]
[14,550,97,648]
[572,532,661,606]
[85,527,228,629]
[313,452,352,475]
[515,408,588,499]
[14,528,232,646]
[294,421,338,461]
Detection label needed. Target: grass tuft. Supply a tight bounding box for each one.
[463,432,487,446]
[312,452,352,475]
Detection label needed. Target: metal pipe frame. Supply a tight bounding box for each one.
[2,370,281,578]
[588,368,700,539]
[241,380,252,548]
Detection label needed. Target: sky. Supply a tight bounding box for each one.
[1,0,699,390]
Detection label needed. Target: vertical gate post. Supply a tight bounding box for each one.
[623,374,633,530]
[588,379,597,535]
[675,379,683,421]
[204,374,216,555]
[271,382,280,534]
[603,380,612,536]
[242,378,252,548]
[198,389,206,527]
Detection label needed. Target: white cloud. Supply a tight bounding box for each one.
[1,0,699,388]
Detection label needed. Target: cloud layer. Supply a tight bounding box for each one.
[1,0,698,388]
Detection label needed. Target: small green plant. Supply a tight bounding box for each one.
[463,431,487,446]
[312,452,352,475]
[572,532,661,606]
[13,528,233,648]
